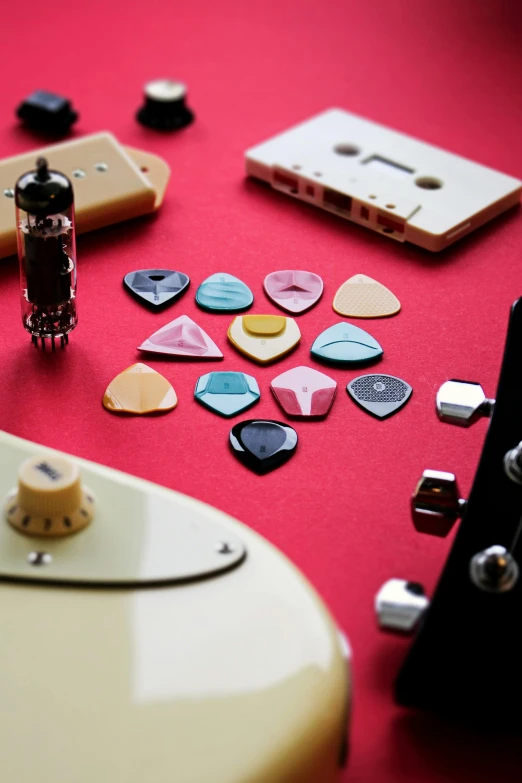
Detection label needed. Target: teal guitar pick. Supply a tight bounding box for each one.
[194,372,260,417]
[196,273,253,313]
[311,322,383,365]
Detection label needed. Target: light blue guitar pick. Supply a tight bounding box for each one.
[311,322,383,365]
[195,372,260,417]
[196,273,253,312]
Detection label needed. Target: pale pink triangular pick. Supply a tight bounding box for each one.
[264,270,323,314]
[138,315,223,358]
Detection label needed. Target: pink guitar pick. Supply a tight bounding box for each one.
[271,366,337,417]
[264,270,323,314]
[138,315,223,358]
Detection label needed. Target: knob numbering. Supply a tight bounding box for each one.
[4,455,94,538]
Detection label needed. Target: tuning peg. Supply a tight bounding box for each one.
[411,469,467,537]
[436,380,494,427]
[375,579,429,633]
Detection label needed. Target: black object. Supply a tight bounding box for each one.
[123,269,190,308]
[395,298,522,726]
[15,157,77,350]
[15,157,74,215]
[16,90,78,135]
[137,79,194,131]
[229,420,298,474]
[347,374,412,418]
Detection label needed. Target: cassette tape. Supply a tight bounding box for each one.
[245,109,521,252]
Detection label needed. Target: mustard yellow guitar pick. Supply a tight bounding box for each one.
[333,274,400,318]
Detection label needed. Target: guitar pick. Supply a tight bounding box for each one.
[311,322,383,365]
[263,270,323,314]
[229,420,298,474]
[228,315,300,364]
[138,315,223,358]
[347,374,412,418]
[123,269,189,308]
[271,366,337,418]
[196,273,253,312]
[333,274,400,318]
[103,363,177,414]
[195,372,260,417]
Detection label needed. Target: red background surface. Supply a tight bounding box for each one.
[1,1,522,780]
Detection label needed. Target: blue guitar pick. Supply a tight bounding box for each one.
[196,273,253,312]
[311,322,383,365]
[195,372,260,417]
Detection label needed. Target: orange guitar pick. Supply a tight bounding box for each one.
[103,363,177,414]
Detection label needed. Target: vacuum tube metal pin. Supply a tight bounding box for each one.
[15,157,77,350]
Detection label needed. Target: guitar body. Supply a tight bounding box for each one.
[0,431,349,782]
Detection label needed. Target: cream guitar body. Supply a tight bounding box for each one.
[0,430,349,782]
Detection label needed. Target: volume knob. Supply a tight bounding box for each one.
[4,455,94,537]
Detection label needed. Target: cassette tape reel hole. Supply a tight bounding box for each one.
[415,176,443,190]
[334,143,360,156]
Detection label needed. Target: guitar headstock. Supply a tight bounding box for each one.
[377,297,522,724]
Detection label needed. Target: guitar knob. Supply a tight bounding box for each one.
[411,469,467,537]
[375,579,430,633]
[3,455,95,537]
[436,380,494,427]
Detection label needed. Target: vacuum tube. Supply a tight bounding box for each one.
[15,157,77,350]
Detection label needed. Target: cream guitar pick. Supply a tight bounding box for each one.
[333,274,400,318]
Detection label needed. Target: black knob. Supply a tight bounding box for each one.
[16,90,78,136]
[137,79,194,131]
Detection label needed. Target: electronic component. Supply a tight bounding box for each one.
[0,133,170,260]
[16,90,78,135]
[123,269,190,308]
[228,315,301,363]
[245,108,522,252]
[138,315,223,358]
[333,274,400,318]
[347,374,412,418]
[229,420,298,473]
[271,366,337,418]
[264,270,323,313]
[4,454,94,538]
[311,323,383,365]
[137,79,194,131]
[103,363,177,414]
[15,157,77,349]
[195,372,260,417]
[196,273,253,312]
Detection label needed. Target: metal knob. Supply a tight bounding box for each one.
[375,579,429,633]
[411,469,467,537]
[436,380,494,427]
[470,545,519,593]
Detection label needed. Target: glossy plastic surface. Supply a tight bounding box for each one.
[103,363,177,414]
[195,371,260,417]
[264,270,323,314]
[228,315,301,363]
[230,419,298,473]
[196,272,254,312]
[311,322,383,365]
[271,366,337,418]
[123,269,189,308]
[138,315,223,358]
[0,428,348,782]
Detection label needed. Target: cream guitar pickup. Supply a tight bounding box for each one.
[0,132,170,259]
